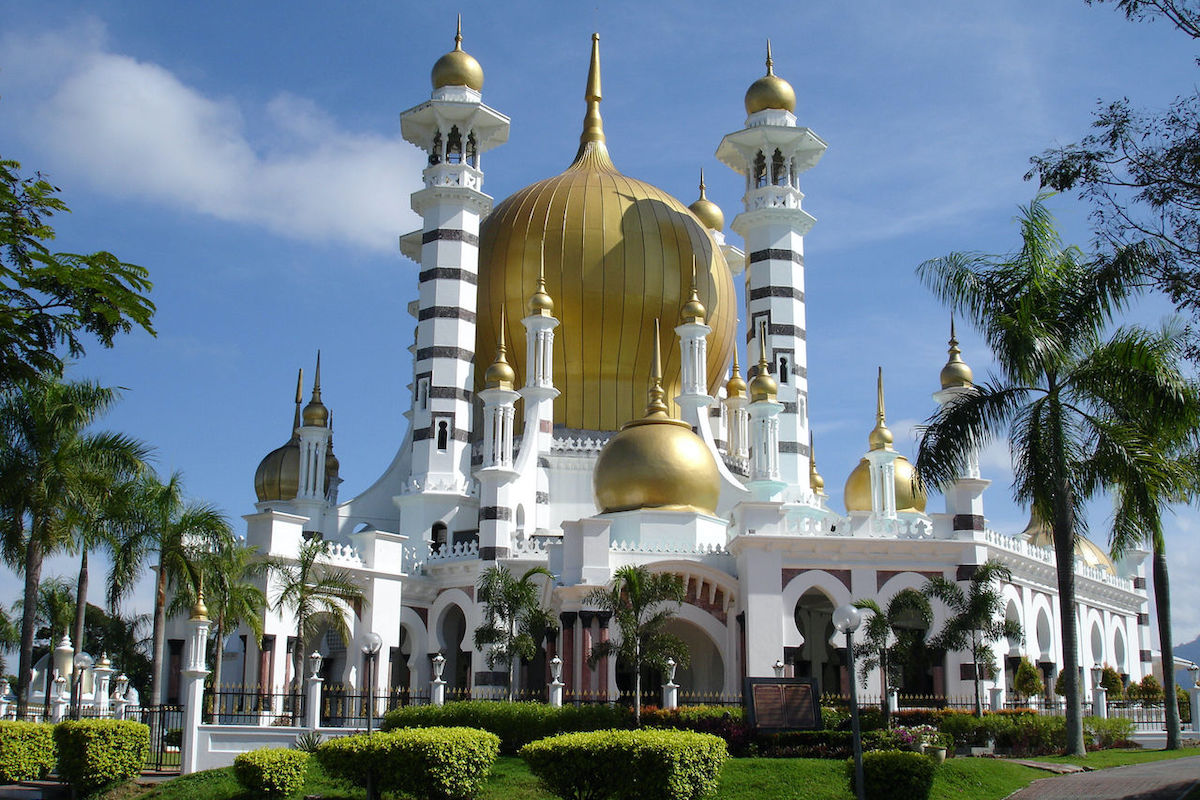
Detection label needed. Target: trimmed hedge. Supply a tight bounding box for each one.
[317,726,499,800]
[522,729,727,800]
[381,701,629,755]
[846,750,936,800]
[53,719,150,796]
[233,748,309,798]
[641,706,752,756]
[1084,716,1135,748]
[758,729,911,759]
[0,721,55,782]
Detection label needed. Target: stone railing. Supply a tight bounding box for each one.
[321,541,363,566]
[510,537,550,559]
[610,540,731,556]
[426,540,480,562]
[981,529,1135,592]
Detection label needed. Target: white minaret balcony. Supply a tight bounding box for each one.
[675,320,711,400]
[522,314,560,400]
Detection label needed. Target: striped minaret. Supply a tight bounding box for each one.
[399,20,510,493]
[716,41,827,496]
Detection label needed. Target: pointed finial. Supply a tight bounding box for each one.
[809,432,825,493]
[484,305,516,390]
[498,305,507,351]
[576,33,608,156]
[680,256,707,323]
[698,168,707,199]
[766,39,774,75]
[749,320,778,402]
[529,236,555,316]
[291,368,303,436]
[302,351,329,427]
[190,579,208,621]
[940,315,974,389]
[313,350,323,402]
[868,366,894,450]
[644,319,669,417]
[455,13,463,50]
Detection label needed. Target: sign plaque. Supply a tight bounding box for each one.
[743,677,822,732]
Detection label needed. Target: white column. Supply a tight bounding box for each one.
[305,671,323,731]
[92,657,114,718]
[180,614,211,775]
[747,397,785,500]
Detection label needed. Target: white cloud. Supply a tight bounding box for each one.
[1,23,423,252]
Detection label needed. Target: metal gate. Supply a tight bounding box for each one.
[129,705,184,772]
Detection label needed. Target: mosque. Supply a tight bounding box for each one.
[167,27,1152,709]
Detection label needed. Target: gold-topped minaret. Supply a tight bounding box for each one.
[939,318,974,389]
[725,348,747,399]
[484,306,517,390]
[577,33,606,156]
[868,367,894,450]
[688,169,725,231]
[744,39,797,115]
[809,433,825,493]
[302,351,329,427]
[680,260,707,324]
[431,15,484,91]
[528,248,554,316]
[749,322,778,402]
[253,369,304,503]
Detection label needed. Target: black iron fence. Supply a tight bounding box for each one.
[125,705,184,772]
[202,689,304,726]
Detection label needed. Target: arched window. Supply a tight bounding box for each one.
[515,505,525,537]
[429,131,442,166]
[432,522,448,552]
[437,420,449,450]
[772,149,786,186]
[779,357,789,384]
[466,132,478,167]
[446,126,463,164]
[417,379,429,411]
[753,151,767,188]
[790,157,799,188]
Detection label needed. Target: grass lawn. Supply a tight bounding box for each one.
[117,754,1050,800]
[1032,746,1200,769]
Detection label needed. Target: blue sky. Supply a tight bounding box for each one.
[1,0,1198,646]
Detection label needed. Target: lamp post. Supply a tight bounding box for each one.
[71,652,93,720]
[361,633,383,800]
[834,604,864,800]
[773,659,785,678]
[1090,664,1107,719]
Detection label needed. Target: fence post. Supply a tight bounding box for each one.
[988,687,1003,712]
[111,674,129,721]
[888,689,900,715]
[1190,684,1200,734]
[548,656,563,708]
[92,655,114,718]
[431,653,446,707]
[1092,686,1107,719]
[180,597,212,775]
[306,672,323,730]
[662,658,678,711]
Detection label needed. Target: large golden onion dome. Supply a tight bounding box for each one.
[940,318,974,390]
[255,370,303,503]
[844,368,927,513]
[593,322,720,515]
[431,16,484,91]
[744,40,796,115]
[688,169,725,231]
[475,33,737,432]
[1022,512,1116,575]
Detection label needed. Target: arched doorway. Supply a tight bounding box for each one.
[438,604,470,691]
[663,618,724,698]
[792,588,840,695]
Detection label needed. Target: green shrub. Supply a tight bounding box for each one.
[1177,684,1191,724]
[845,750,936,800]
[1129,674,1164,704]
[890,709,945,728]
[642,706,751,755]
[521,729,727,800]
[1014,657,1044,700]
[233,748,308,798]
[938,712,989,748]
[1100,665,1125,697]
[317,726,499,800]
[991,713,1063,755]
[380,700,629,755]
[53,719,150,796]
[0,721,55,782]
[1084,716,1135,749]
[759,729,909,759]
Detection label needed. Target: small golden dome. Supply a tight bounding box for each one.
[725,349,747,399]
[593,321,720,515]
[431,16,484,91]
[484,307,517,389]
[868,367,893,450]
[255,369,303,503]
[680,263,707,324]
[744,40,796,115]
[688,169,724,231]
[302,352,329,428]
[810,436,825,494]
[940,318,974,389]
[190,589,208,622]
[748,323,777,402]
[843,454,927,513]
[1023,511,1116,575]
[528,260,555,316]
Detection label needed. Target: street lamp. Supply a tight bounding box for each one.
[834,604,865,800]
[1189,664,1200,689]
[309,651,324,679]
[72,652,93,720]
[361,632,383,800]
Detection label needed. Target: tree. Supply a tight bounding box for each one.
[0,605,17,673]
[1100,664,1126,698]
[15,575,75,713]
[853,588,933,727]
[1102,336,1200,748]
[1027,2,1200,362]
[1013,657,1044,703]
[924,560,1022,718]
[0,157,155,387]
[170,538,267,692]
[0,376,150,715]
[270,537,366,692]
[108,471,232,705]
[585,565,688,726]
[914,194,1193,753]
[473,565,557,702]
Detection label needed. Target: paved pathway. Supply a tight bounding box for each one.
[1009,756,1200,800]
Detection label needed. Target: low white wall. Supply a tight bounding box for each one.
[194,725,366,772]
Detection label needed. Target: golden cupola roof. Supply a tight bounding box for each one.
[302,352,329,427]
[1022,511,1116,575]
[744,40,797,115]
[324,411,340,492]
[483,307,517,389]
[748,323,778,402]
[725,348,747,399]
[475,33,737,432]
[431,16,484,91]
[528,256,554,317]
[844,369,927,513]
[688,169,725,231]
[680,263,707,324]
[593,321,720,515]
[940,318,974,389]
[809,434,825,493]
[254,369,303,503]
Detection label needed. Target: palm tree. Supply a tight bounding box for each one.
[585,565,688,726]
[108,471,232,705]
[15,575,76,712]
[913,193,1187,753]
[170,538,267,693]
[1101,325,1200,749]
[0,375,149,714]
[473,565,557,701]
[853,588,932,727]
[923,560,1022,718]
[0,605,18,674]
[270,536,366,691]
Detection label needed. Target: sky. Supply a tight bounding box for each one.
[1,0,1198,650]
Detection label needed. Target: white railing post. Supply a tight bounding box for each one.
[180,601,211,775]
[51,674,68,722]
[662,658,679,711]
[92,655,114,718]
[431,653,446,707]
[548,656,563,708]
[989,687,1004,712]
[111,674,129,721]
[305,674,323,730]
[1092,686,1107,719]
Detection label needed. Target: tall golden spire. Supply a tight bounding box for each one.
[726,344,747,399]
[809,432,825,492]
[574,33,613,166]
[680,257,707,323]
[291,368,303,438]
[749,321,778,402]
[454,13,463,50]
[642,319,669,418]
[940,316,974,389]
[868,366,894,450]
[528,238,554,316]
[484,306,516,389]
[689,167,725,230]
[302,351,329,427]
[766,39,775,75]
